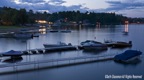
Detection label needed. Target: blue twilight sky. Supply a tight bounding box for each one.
[0,0,144,17]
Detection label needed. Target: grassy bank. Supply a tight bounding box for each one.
[0,26,24,29]
[0,26,38,33]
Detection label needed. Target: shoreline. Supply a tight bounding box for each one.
[0,26,40,33]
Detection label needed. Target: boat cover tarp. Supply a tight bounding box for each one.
[2,50,23,56]
[114,50,142,60]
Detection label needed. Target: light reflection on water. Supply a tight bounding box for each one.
[0,24,144,80]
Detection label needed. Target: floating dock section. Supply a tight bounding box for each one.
[0,55,114,74]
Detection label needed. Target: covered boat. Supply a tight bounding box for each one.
[81,40,107,51]
[114,50,142,63]
[2,50,23,57]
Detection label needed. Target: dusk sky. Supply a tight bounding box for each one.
[0,0,144,17]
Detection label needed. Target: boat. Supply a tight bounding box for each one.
[104,40,132,48]
[81,40,107,51]
[114,50,142,63]
[2,50,23,57]
[43,42,72,48]
[80,40,102,45]
[111,41,132,48]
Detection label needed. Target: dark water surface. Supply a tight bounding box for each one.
[0,24,144,80]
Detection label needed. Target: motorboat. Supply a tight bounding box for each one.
[111,41,132,48]
[104,40,132,48]
[81,40,107,51]
[80,40,102,45]
[114,50,142,63]
[43,42,72,48]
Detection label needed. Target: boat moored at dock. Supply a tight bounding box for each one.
[104,40,132,48]
[114,50,142,63]
[81,40,108,51]
[1,50,23,57]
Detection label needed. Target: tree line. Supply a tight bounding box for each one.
[0,7,144,26]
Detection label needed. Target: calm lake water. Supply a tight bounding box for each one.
[0,24,144,80]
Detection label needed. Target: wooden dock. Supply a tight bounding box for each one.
[22,46,82,54]
[0,46,83,56]
[0,54,114,74]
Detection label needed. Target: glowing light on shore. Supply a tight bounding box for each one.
[36,20,47,24]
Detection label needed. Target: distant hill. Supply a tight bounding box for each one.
[0,7,144,26]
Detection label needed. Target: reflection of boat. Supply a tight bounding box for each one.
[81,40,107,51]
[2,56,23,63]
[105,41,132,48]
[43,42,72,48]
[2,50,23,57]
[114,50,142,63]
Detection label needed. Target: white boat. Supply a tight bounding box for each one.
[81,40,107,51]
[43,42,72,48]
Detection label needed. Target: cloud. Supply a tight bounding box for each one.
[99,0,144,17]
[49,0,66,5]
[105,0,144,11]
[0,0,18,8]
[20,0,45,3]
[0,0,88,13]
[32,3,86,13]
